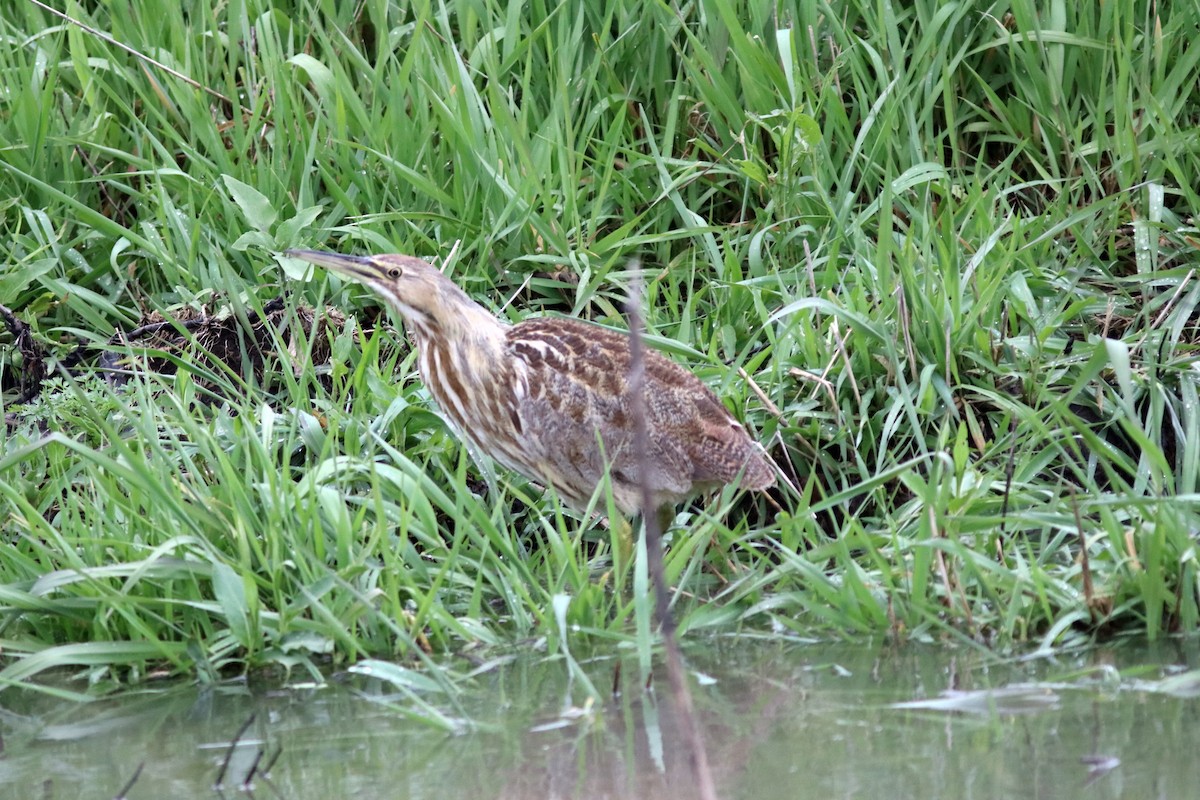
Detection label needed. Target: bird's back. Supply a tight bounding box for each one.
[500,316,773,514]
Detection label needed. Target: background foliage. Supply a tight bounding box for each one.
[1,0,1198,695]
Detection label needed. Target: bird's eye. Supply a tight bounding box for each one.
[386,266,403,279]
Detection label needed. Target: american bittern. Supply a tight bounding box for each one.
[284,249,774,517]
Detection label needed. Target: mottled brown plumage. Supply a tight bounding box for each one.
[284,249,774,516]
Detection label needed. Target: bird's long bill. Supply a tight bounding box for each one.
[283,249,379,283]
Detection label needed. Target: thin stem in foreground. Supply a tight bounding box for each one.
[626,268,718,800]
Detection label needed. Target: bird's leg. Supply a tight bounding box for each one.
[611,514,635,572]
[654,505,675,541]
[595,514,634,595]
[610,507,673,589]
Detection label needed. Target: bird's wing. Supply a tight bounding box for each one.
[506,317,772,503]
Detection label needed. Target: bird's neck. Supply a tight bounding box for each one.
[406,296,514,437]
[405,294,510,365]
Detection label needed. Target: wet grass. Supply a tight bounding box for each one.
[1,0,1198,702]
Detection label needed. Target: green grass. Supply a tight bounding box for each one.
[1,0,1198,699]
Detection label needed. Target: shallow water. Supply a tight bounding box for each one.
[1,638,1198,799]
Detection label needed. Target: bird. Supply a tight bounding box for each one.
[283,249,775,519]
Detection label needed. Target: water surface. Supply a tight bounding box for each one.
[2,638,1197,799]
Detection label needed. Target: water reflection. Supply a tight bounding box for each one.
[0,639,1197,799]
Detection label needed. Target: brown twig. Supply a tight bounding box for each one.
[112,762,144,800]
[122,316,210,342]
[0,303,25,338]
[895,283,917,383]
[802,239,818,298]
[1,301,48,405]
[261,745,283,776]
[737,366,782,420]
[1070,487,1096,620]
[829,320,862,406]
[998,413,1018,559]
[27,0,245,113]
[240,747,266,790]
[213,713,256,790]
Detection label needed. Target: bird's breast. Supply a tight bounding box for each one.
[416,335,524,450]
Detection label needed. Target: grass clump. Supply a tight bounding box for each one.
[0,0,1198,697]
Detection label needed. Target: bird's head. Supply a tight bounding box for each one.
[284,249,479,339]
